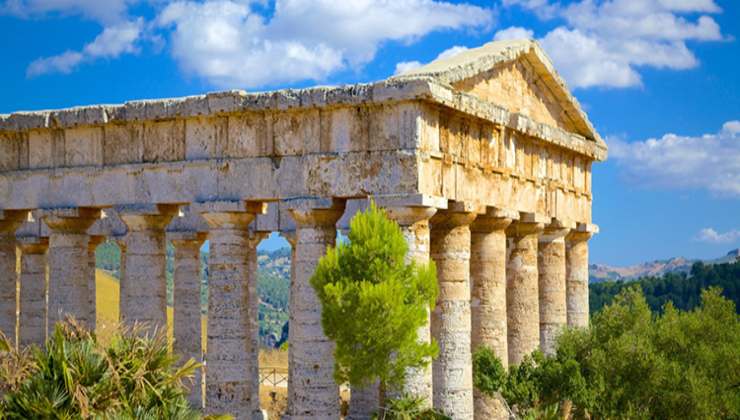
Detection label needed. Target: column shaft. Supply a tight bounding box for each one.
[506,220,543,366]
[537,228,568,356]
[382,206,436,406]
[566,232,592,328]
[430,209,476,420]
[118,205,176,331]
[196,201,263,420]
[18,238,48,347]
[42,208,100,333]
[0,232,17,343]
[87,236,103,332]
[171,233,205,409]
[470,212,513,420]
[285,201,344,419]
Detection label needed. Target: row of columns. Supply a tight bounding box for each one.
[0,200,593,420]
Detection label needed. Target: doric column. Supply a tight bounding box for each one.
[380,196,441,407]
[116,204,177,331]
[566,224,597,328]
[470,207,517,419]
[284,198,345,420]
[430,202,478,420]
[170,231,206,409]
[506,213,546,367]
[0,210,25,345]
[194,200,266,419]
[113,236,127,317]
[17,236,48,348]
[87,236,104,332]
[537,221,572,356]
[41,208,100,333]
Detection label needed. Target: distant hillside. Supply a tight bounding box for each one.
[590,259,740,315]
[95,242,291,348]
[590,249,740,283]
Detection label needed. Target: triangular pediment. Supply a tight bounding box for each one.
[393,40,604,146]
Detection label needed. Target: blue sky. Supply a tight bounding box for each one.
[1,0,739,266]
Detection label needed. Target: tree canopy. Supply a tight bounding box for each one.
[474,286,740,419]
[310,202,438,391]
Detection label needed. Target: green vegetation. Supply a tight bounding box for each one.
[0,321,204,419]
[590,260,740,314]
[372,395,450,420]
[95,240,290,348]
[474,287,740,419]
[310,202,439,393]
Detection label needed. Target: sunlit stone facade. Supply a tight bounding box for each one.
[0,40,604,419]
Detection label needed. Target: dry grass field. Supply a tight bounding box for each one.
[94,269,291,416]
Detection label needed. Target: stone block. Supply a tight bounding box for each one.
[143,120,185,163]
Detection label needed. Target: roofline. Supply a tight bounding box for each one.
[0,78,606,161]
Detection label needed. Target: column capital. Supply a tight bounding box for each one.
[168,230,207,246]
[567,223,599,242]
[285,197,345,227]
[40,207,101,233]
[507,212,548,237]
[372,194,448,210]
[384,206,437,227]
[540,218,575,243]
[471,207,519,233]
[16,235,49,254]
[193,200,267,229]
[430,201,481,229]
[0,209,28,233]
[115,204,179,231]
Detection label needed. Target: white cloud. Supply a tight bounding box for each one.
[502,0,725,89]
[609,120,740,196]
[26,18,144,77]
[696,228,740,244]
[493,26,534,41]
[2,0,135,24]
[394,61,423,75]
[393,44,470,76]
[158,0,492,88]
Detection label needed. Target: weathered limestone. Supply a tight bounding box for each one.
[285,198,345,420]
[537,222,572,356]
[17,236,48,347]
[117,204,177,331]
[87,235,104,332]
[506,214,546,366]
[41,207,100,332]
[0,39,608,418]
[430,203,478,420]
[170,231,206,409]
[195,200,265,419]
[566,225,597,328]
[380,195,443,408]
[0,210,25,345]
[470,207,517,420]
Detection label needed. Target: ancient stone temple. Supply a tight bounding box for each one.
[0,40,605,420]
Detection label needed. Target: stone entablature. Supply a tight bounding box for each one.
[0,40,605,420]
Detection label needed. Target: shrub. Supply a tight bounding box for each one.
[473,287,740,419]
[0,320,204,419]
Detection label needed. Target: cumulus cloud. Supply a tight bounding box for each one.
[696,228,740,244]
[158,0,492,88]
[609,120,740,196]
[394,44,470,76]
[493,26,534,41]
[500,0,726,89]
[27,18,144,77]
